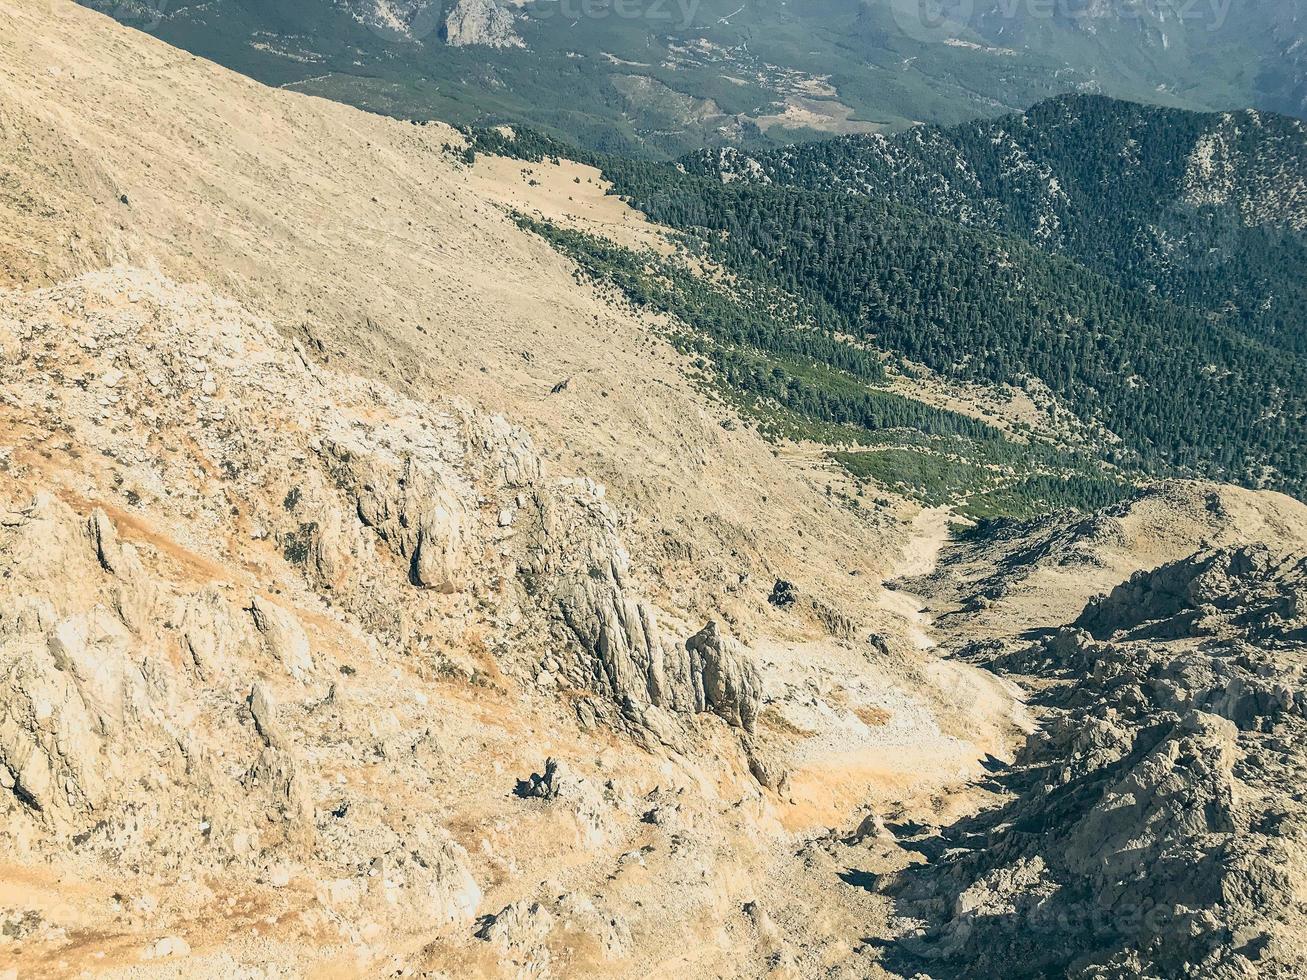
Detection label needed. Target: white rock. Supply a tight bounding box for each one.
[147,936,190,959]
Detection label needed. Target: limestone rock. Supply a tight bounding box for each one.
[743,735,789,791]
[883,544,1307,977]
[322,437,467,592]
[687,621,762,732]
[521,482,696,721]
[0,632,108,820]
[86,508,124,574]
[442,0,524,49]
[248,682,284,747]
[518,483,762,737]
[375,826,481,926]
[248,596,314,681]
[145,936,190,959]
[476,900,555,957]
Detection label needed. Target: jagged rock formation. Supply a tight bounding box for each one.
[877,544,1307,977]
[1077,544,1307,646]
[686,621,761,732]
[516,481,762,742]
[343,1,444,42]
[0,267,768,798]
[442,0,524,49]
[904,481,1307,642]
[0,264,801,974]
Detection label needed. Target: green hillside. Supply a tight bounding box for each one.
[80,0,1304,158]
[467,96,1307,509]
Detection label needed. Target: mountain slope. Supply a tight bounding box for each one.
[468,100,1307,504]
[76,0,1306,158]
[688,94,1307,353]
[4,3,1307,978]
[0,2,1027,974]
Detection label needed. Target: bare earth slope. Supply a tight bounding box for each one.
[3,2,1307,978]
[0,0,904,640]
[0,2,1023,977]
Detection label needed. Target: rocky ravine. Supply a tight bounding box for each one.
[868,545,1307,978]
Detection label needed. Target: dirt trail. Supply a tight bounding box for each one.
[876,506,952,650]
[768,506,1023,833]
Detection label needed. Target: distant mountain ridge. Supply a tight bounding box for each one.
[78,0,1306,158]
[685,95,1307,353]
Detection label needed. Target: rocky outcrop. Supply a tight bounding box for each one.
[522,479,692,718]
[477,892,631,968]
[514,758,611,847]
[344,1,443,42]
[0,495,156,826]
[517,480,762,738]
[1,627,114,820]
[442,0,524,49]
[687,621,761,732]
[1077,544,1307,645]
[880,545,1307,977]
[322,435,468,593]
[0,269,785,977]
[249,595,315,681]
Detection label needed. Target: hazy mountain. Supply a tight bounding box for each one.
[80,0,1305,157]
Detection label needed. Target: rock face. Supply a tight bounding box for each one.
[442,0,524,49]
[249,595,315,681]
[516,480,762,738]
[321,435,467,592]
[687,621,761,732]
[0,269,775,967]
[343,1,444,42]
[0,493,165,828]
[1076,544,1307,646]
[880,544,1307,977]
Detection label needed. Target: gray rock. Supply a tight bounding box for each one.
[249,596,313,681]
[882,544,1307,977]
[687,621,762,732]
[443,0,524,49]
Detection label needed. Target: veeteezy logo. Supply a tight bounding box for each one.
[533,0,705,29]
[889,0,1234,44]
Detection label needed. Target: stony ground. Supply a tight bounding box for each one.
[2,2,1306,978]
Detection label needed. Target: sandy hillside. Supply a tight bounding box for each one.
[0,0,916,644]
[0,2,1031,977]
[4,2,1306,978]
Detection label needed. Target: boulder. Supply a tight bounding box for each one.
[687,621,762,732]
[248,596,313,681]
